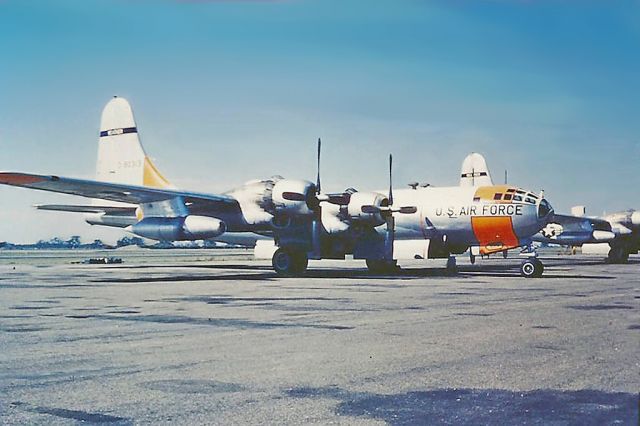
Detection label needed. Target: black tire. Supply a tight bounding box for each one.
[445,256,458,275]
[608,246,629,264]
[272,247,308,276]
[520,258,544,278]
[292,251,308,273]
[366,259,398,274]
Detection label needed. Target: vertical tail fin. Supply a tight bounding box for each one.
[460,152,494,187]
[96,96,171,188]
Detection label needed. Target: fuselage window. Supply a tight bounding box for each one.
[493,193,502,200]
[504,194,513,201]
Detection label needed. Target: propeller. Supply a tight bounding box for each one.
[310,138,351,205]
[388,154,393,206]
[310,138,323,256]
[358,154,418,261]
[361,154,417,216]
[316,138,321,195]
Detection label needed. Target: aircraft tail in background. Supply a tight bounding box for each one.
[459,152,493,187]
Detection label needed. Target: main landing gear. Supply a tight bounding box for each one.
[272,247,308,277]
[446,255,458,275]
[520,258,544,278]
[366,259,399,274]
[607,245,629,264]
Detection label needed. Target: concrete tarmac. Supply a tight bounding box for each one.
[0,250,638,425]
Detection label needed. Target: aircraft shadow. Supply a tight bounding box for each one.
[284,386,639,425]
[91,265,615,283]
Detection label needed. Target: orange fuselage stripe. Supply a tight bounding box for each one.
[471,216,520,255]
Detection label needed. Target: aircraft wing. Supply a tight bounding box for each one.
[535,213,615,245]
[550,214,612,231]
[35,204,137,214]
[0,172,240,213]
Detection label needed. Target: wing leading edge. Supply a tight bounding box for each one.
[0,172,240,214]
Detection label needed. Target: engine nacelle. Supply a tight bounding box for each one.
[631,211,640,226]
[271,179,316,216]
[347,191,388,227]
[321,203,350,234]
[130,216,226,241]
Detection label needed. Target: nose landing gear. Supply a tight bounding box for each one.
[520,258,544,278]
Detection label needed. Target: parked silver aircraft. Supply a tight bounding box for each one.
[536,206,640,263]
[0,97,555,277]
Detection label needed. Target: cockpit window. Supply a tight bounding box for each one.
[538,199,553,218]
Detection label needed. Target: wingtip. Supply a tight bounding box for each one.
[0,172,46,186]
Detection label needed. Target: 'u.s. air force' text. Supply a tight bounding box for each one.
[436,204,524,217]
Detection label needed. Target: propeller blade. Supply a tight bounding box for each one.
[363,205,417,215]
[361,205,381,214]
[388,154,393,206]
[282,191,307,202]
[398,206,418,214]
[316,138,321,194]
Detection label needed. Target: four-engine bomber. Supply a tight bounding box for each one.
[0,97,555,278]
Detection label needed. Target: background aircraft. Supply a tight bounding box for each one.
[0,97,555,277]
[535,206,640,263]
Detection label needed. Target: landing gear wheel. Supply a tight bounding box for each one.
[366,259,399,274]
[272,247,308,276]
[446,256,458,275]
[469,253,476,265]
[503,251,508,259]
[607,246,629,264]
[520,258,544,278]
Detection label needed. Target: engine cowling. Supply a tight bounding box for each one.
[320,203,350,234]
[130,216,226,241]
[271,179,316,216]
[347,191,388,226]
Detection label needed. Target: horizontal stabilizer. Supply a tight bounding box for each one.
[36,204,137,215]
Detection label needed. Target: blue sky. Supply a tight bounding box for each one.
[0,0,639,243]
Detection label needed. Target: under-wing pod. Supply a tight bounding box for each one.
[592,230,616,241]
[129,215,226,241]
[271,179,316,216]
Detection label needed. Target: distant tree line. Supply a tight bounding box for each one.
[0,236,240,250]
